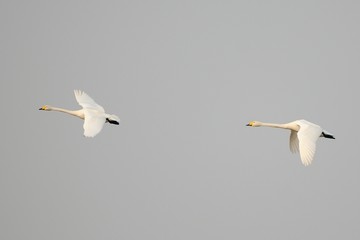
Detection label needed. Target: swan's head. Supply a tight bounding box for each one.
[39,105,51,111]
[246,121,261,127]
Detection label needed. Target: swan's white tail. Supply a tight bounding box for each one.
[106,114,120,125]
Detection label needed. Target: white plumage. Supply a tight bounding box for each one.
[246,119,335,166]
[39,90,120,137]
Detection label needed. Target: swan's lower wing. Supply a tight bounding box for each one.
[297,124,322,166]
[289,130,299,153]
[83,112,106,137]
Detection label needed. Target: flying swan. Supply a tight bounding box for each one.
[246,119,335,166]
[39,90,120,137]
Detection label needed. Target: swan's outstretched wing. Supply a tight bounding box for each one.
[74,90,105,112]
[296,120,322,166]
[289,130,299,153]
[83,109,106,137]
[74,90,107,137]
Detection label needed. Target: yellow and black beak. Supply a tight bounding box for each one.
[246,122,253,127]
[39,106,45,110]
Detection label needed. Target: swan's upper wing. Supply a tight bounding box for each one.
[74,90,105,112]
[289,130,299,153]
[83,109,106,137]
[296,120,322,166]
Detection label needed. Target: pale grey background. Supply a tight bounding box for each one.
[1,1,359,239]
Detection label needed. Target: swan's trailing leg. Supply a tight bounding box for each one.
[321,132,335,139]
[106,118,120,125]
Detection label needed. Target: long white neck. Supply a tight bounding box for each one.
[259,122,299,131]
[49,106,84,119]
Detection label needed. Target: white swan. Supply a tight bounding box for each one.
[39,90,120,137]
[246,119,335,166]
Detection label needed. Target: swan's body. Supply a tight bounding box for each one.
[246,120,335,166]
[39,90,120,137]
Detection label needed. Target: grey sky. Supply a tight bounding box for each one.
[1,1,359,239]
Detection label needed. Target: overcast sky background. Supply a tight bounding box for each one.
[1,1,359,239]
